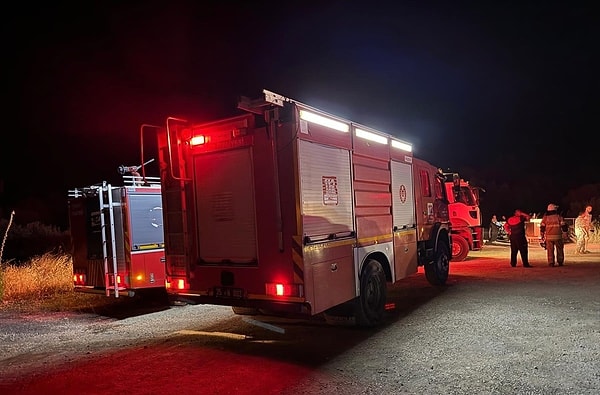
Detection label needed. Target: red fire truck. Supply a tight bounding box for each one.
[444,173,484,261]
[68,165,165,297]
[144,89,452,326]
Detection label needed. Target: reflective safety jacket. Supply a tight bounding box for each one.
[540,210,568,241]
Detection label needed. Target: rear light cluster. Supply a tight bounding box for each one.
[165,278,303,298]
[73,272,86,285]
[108,274,126,287]
[265,283,303,297]
[166,277,188,290]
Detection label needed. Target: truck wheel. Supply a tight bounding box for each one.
[354,259,387,327]
[425,242,450,286]
[451,235,470,261]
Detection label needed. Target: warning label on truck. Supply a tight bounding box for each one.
[322,176,338,205]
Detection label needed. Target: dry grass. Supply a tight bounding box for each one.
[0,252,166,315]
[0,252,118,313]
[2,252,73,299]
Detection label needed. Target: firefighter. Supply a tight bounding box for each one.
[540,203,569,266]
[506,209,532,267]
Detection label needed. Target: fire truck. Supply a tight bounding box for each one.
[444,173,484,261]
[145,89,452,326]
[68,162,165,297]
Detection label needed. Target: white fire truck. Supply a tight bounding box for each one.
[68,163,165,297]
[444,173,484,261]
[145,89,452,326]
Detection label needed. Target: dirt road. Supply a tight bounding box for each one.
[1,242,599,394]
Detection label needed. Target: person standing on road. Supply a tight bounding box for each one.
[540,203,568,266]
[505,209,532,267]
[488,215,502,244]
[582,205,593,253]
[574,210,588,254]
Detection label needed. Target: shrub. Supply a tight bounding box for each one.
[0,210,15,300]
[0,220,71,265]
[591,220,599,243]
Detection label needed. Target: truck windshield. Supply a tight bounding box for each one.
[455,186,477,206]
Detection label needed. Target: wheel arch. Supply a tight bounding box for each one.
[451,227,474,248]
[435,224,452,252]
[359,250,392,283]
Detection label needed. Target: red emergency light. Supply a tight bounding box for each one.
[190,135,206,146]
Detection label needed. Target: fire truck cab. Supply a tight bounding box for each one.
[444,173,484,261]
[149,89,452,326]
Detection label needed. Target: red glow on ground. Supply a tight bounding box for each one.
[1,344,320,395]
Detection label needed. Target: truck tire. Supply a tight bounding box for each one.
[354,259,387,327]
[425,242,450,286]
[451,235,470,261]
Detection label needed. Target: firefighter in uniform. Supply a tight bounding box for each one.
[505,209,532,267]
[540,203,569,266]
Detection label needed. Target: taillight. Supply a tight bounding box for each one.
[73,273,86,285]
[107,273,128,287]
[265,283,303,297]
[166,277,188,291]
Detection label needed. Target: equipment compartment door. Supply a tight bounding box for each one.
[298,140,354,239]
[391,160,415,228]
[391,160,418,281]
[194,147,257,264]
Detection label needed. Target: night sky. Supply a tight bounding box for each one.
[1,1,596,228]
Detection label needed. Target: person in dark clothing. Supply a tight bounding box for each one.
[488,215,502,244]
[540,203,569,266]
[505,209,532,267]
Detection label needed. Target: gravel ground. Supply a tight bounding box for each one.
[282,242,600,395]
[1,242,599,395]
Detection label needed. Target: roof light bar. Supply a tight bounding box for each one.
[299,110,349,132]
[355,128,388,145]
[391,139,413,152]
